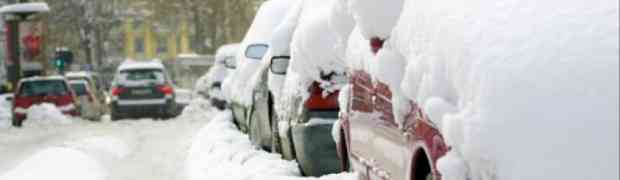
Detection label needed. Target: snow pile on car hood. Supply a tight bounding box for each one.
[23,103,73,127]
[186,110,358,180]
[0,147,107,180]
[387,0,619,179]
[348,0,404,39]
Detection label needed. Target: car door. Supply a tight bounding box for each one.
[369,81,409,180]
[348,70,375,173]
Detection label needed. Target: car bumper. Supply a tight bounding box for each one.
[111,101,175,118]
[291,111,341,176]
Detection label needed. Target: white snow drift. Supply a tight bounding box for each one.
[186,110,358,180]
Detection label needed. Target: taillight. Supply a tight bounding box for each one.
[111,87,126,96]
[304,82,340,110]
[370,37,384,54]
[13,95,30,108]
[157,85,174,95]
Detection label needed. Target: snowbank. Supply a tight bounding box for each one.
[23,103,73,127]
[387,0,619,179]
[0,147,107,180]
[186,110,358,180]
[0,94,11,129]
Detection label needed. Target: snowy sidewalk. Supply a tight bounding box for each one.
[185,109,357,180]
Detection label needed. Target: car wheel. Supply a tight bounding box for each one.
[111,112,121,121]
[11,117,22,127]
[270,104,282,153]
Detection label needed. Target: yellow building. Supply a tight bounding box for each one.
[123,19,192,60]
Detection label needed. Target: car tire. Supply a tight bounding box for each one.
[270,104,282,154]
[111,112,122,121]
[11,117,22,127]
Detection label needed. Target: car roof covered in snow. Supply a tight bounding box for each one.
[19,76,66,83]
[215,43,240,63]
[68,79,89,85]
[117,60,165,71]
[65,71,96,78]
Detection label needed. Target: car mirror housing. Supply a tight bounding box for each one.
[224,57,236,69]
[270,56,290,75]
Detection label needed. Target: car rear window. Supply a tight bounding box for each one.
[70,83,88,96]
[19,80,69,96]
[118,69,165,86]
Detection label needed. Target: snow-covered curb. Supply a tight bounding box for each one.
[186,110,358,180]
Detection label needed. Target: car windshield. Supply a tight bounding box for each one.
[19,80,68,96]
[245,44,268,60]
[118,69,165,86]
[70,83,88,96]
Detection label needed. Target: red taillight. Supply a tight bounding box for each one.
[157,85,174,95]
[13,95,31,108]
[111,87,126,96]
[370,37,384,54]
[304,82,340,110]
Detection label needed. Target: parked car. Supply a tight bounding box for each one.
[11,76,80,127]
[108,60,178,120]
[336,1,449,180]
[195,43,239,110]
[224,0,294,133]
[66,71,106,105]
[252,0,346,176]
[69,80,104,121]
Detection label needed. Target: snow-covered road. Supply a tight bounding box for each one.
[0,99,355,180]
[0,107,212,180]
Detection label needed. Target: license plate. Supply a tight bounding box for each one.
[132,89,152,95]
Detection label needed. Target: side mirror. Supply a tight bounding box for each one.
[5,95,13,102]
[224,57,236,69]
[270,56,290,75]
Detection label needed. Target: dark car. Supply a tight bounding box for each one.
[109,61,178,120]
[12,76,80,127]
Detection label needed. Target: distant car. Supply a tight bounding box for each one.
[65,71,106,106]
[69,80,104,121]
[109,61,178,120]
[195,43,239,110]
[175,88,192,113]
[12,76,80,127]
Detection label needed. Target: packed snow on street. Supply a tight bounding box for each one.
[0,98,357,180]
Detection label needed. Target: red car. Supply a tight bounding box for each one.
[337,36,449,180]
[12,76,80,127]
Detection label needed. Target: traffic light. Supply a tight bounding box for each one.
[53,48,72,74]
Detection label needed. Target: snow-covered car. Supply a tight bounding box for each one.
[12,76,80,127]
[65,71,106,106]
[195,43,239,110]
[224,0,294,133]
[175,88,192,112]
[69,80,104,121]
[109,60,178,120]
[249,0,348,176]
[338,0,619,180]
